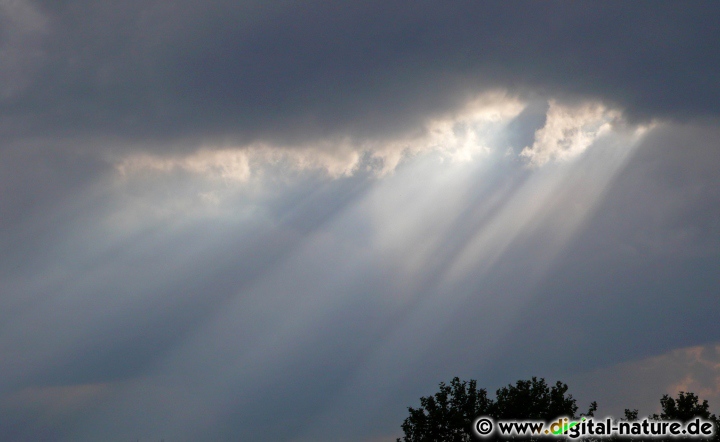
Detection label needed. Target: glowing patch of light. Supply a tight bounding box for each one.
[443,103,648,284]
[521,100,622,166]
[114,91,525,182]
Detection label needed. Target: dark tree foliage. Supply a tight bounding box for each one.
[614,391,720,442]
[650,391,720,442]
[623,408,639,421]
[493,378,590,421]
[398,378,720,442]
[398,377,492,442]
[651,391,714,421]
[397,377,596,442]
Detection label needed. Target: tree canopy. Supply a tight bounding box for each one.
[623,391,720,442]
[397,376,595,442]
[398,378,719,442]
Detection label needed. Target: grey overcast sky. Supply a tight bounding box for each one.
[1,1,720,441]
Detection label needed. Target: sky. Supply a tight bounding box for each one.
[1,1,719,441]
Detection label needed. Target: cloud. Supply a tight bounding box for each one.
[566,344,720,418]
[2,2,719,160]
[1,382,112,415]
[114,91,525,180]
[0,0,47,98]
[117,148,254,182]
[520,100,623,166]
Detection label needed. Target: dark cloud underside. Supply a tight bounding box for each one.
[2,1,719,152]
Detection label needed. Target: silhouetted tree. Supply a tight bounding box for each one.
[616,391,720,442]
[652,391,715,422]
[397,376,596,442]
[398,377,492,442]
[651,391,720,442]
[493,377,594,421]
[623,408,639,421]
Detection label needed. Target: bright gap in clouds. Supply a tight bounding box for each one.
[115,92,526,182]
[1,94,660,441]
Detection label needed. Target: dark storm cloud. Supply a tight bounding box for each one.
[2,1,719,153]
